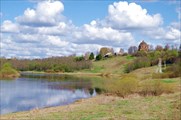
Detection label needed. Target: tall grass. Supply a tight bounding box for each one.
[104,75,139,98]
[139,80,175,96]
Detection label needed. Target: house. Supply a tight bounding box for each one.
[138,40,149,51]
[104,52,112,58]
[99,47,114,56]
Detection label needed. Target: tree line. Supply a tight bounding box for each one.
[0,56,92,72]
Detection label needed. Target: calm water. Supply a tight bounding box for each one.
[0,74,97,114]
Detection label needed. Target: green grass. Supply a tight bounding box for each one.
[161,79,177,83]
[0,63,20,79]
[79,56,134,74]
[2,92,180,120]
[126,55,135,60]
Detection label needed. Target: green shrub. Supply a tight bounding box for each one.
[139,80,175,96]
[165,60,181,77]
[75,55,85,61]
[0,63,19,78]
[96,54,102,61]
[105,75,139,98]
[89,52,94,60]
[124,57,150,73]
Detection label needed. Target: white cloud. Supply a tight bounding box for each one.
[165,27,180,41]
[170,22,181,30]
[0,0,180,58]
[37,22,75,35]
[142,25,180,43]
[106,1,163,29]
[73,22,135,47]
[16,1,64,26]
[1,20,20,33]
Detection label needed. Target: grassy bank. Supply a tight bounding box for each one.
[1,92,180,120]
[0,63,20,79]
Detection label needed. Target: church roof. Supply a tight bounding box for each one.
[139,40,148,46]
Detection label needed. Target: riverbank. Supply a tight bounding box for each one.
[20,71,122,78]
[1,92,180,120]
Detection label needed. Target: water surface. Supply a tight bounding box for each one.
[0,74,97,114]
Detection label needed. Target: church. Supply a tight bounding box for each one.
[138,41,149,52]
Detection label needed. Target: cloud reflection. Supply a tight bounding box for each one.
[0,77,96,114]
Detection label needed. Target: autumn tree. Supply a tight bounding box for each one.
[155,45,163,51]
[100,47,113,56]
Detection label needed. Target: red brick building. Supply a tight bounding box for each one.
[138,41,149,51]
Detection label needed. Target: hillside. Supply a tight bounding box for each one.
[78,55,135,75]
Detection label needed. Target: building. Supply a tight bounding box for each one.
[117,48,124,56]
[138,40,149,51]
[128,46,137,54]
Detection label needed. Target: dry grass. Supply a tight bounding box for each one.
[1,92,180,120]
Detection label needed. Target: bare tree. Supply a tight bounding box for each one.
[128,46,137,54]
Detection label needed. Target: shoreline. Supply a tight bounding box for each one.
[20,71,122,77]
[1,92,180,120]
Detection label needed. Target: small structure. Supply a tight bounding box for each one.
[138,40,149,51]
[104,52,112,58]
[156,58,162,73]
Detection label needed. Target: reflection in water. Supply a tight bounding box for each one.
[0,74,97,115]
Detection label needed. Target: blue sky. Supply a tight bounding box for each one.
[1,0,179,25]
[0,0,180,58]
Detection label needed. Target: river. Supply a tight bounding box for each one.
[0,74,99,114]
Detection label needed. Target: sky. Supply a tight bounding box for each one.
[0,0,181,58]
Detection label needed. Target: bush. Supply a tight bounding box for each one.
[132,51,147,57]
[124,57,150,73]
[75,56,85,61]
[0,63,19,78]
[105,75,138,98]
[96,54,102,61]
[165,60,181,77]
[89,52,94,60]
[139,80,175,96]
